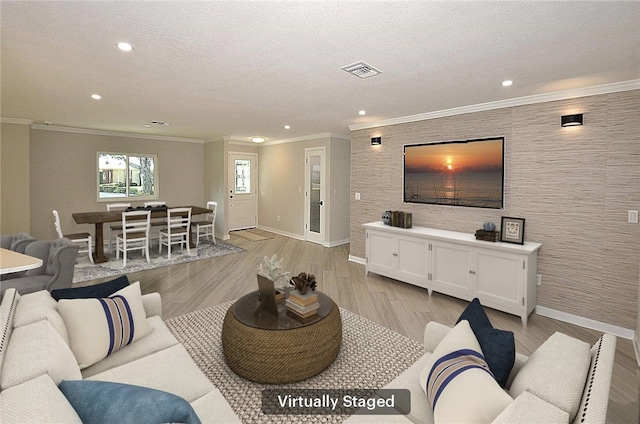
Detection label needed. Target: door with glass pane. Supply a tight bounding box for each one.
[228,153,257,231]
[305,147,325,245]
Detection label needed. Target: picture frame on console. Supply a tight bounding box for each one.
[500,216,525,244]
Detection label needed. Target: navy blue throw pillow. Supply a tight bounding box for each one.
[456,298,515,388]
[59,380,201,424]
[51,275,130,301]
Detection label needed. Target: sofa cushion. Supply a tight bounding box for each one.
[419,320,512,423]
[87,344,215,403]
[81,315,179,378]
[13,290,69,345]
[0,288,20,382]
[191,390,242,424]
[509,331,591,421]
[493,390,569,423]
[51,275,130,300]
[456,298,515,388]
[0,320,81,390]
[58,282,151,369]
[59,380,201,424]
[0,374,83,424]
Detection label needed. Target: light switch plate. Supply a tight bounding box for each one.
[355,192,361,200]
[629,210,638,223]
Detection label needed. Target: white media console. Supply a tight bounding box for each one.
[363,221,542,325]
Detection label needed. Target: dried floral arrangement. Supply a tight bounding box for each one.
[257,254,291,288]
[290,272,317,295]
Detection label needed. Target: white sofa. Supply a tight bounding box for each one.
[345,321,617,424]
[0,287,240,423]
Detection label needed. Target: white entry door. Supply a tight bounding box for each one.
[228,152,258,231]
[305,147,325,245]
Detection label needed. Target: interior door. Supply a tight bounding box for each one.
[228,152,257,231]
[305,147,325,244]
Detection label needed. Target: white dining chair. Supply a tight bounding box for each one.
[192,201,217,247]
[144,201,166,207]
[52,210,94,264]
[116,210,151,268]
[159,207,192,260]
[106,202,131,251]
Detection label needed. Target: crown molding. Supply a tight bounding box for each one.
[1,117,34,125]
[349,79,640,131]
[29,124,204,144]
[264,132,351,146]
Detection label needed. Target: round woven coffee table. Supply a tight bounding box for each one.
[221,290,342,384]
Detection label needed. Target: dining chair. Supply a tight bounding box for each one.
[116,210,151,268]
[144,201,166,207]
[192,201,217,247]
[159,207,192,260]
[106,202,131,251]
[144,200,167,239]
[52,210,94,264]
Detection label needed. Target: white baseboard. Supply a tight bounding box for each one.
[325,238,350,248]
[257,225,305,241]
[535,305,634,340]
[349,255,366,265]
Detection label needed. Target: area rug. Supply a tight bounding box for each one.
[72,240,244,284]
[165,302,425,423]
[231,229,272,242]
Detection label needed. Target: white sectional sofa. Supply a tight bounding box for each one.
[0,286,240,423]
[345,320,617,424]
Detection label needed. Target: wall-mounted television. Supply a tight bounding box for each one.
[404,137,504,209]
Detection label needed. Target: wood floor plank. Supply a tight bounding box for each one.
[80,231,637,424]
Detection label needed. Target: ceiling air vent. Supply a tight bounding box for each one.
[340,61,382,79]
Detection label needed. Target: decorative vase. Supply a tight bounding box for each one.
[483,221,496,232]
[382,210,392,225]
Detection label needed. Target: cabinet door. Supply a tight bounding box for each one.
[396,235,429,288]
[475,250,524,316]
[366,231,395,275]
[431,241,473,299]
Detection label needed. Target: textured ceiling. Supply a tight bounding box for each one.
[1,1,639,142]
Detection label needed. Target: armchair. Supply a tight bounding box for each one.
[0,238,79,296]
[1,232,36,253]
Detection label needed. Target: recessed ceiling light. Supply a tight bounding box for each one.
[284,125,291,130]
[251,137,265,143]
[359,110,366,116]
[91,94,102,100]
[117,42,133,52]
[501,80,513,87]
[150,121,170,126]
[144,124,152,128]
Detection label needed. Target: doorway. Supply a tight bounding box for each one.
[305,147,326,245]
[228,152,258,231]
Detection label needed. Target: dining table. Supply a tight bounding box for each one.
[72,205,213,264]
[0,248,43,275]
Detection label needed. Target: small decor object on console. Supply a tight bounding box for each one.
[388,211,413,228]
[500,217,525,245]
[475,229,500,242]
[483,221,496,232]
[382,210,392,225]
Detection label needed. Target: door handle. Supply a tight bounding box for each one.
[318,200,323,206]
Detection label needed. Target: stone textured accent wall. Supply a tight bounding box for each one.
[350,90,639,329]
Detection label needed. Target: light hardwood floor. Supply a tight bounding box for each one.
[84,231,638,424]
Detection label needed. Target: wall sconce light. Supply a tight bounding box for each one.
[561,114,583,127]
[371,137,382,145]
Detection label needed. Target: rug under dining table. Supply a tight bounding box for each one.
[72,240,244,283]
[165,301,425,423]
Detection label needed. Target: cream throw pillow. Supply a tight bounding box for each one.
[58,282,151,369]
[420,320,513,423]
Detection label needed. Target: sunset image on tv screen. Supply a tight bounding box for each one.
[403,137,504,209]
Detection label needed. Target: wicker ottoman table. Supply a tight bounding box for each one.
[221,290,342,384]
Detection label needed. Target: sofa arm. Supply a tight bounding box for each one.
[423,321,452,352]
[142,292,162,318]
[573,334,617,424]
[492,391,569,423]
[46,243,79,291]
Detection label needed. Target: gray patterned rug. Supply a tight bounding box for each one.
[165,301,425,423]
[72,240,244,283]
